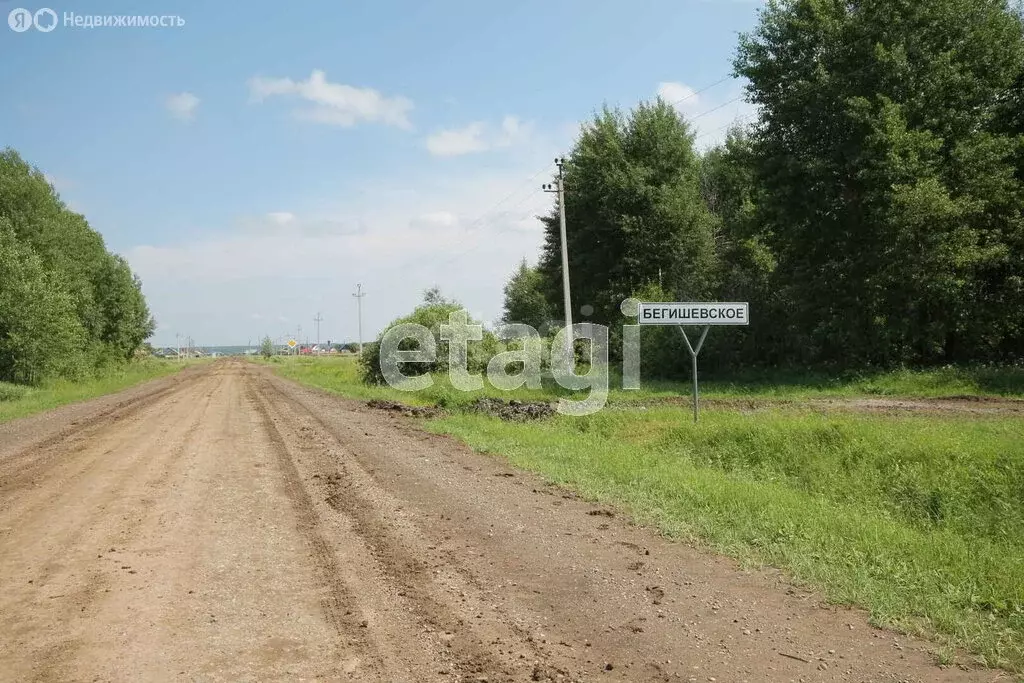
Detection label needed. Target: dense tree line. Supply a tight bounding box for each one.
[0,149,154,384]
[504,0,1024,376]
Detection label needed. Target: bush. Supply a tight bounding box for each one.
[0,381,30,402]
[360,291,500,385]
[260,336,273,359]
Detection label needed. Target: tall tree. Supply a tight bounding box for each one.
[699,129,789,368]
[736,0,1024,366]
[93,255,156,361]
[0,149,157,381]
[538,100,718,329]
[0,219,87,383]
[500,259,552,331]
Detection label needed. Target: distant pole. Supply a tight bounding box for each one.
[313,313,323,351]
[296,325,302,355]
[176,333,181,362]
[543,157,573,363]
[352,284,366,354]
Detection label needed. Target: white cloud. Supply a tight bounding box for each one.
[657,81,699,107]
[418,211,458,227]
[166,92,200,121]
[426,122,488,156]
[248,70,413,129]
[656,81,756,148]
[497,116,532,147]
[266,211,295,226]
[426,115,532,157]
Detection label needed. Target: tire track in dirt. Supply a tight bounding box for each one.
[247,381,387,677]
[251,376,485,682]
[27,362,376,681]
[0,366,201,500]
[2,361,389,681]
[2,372,218,681]
[254,372,588,682]
[0,371,212,561]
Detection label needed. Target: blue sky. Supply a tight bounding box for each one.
[1,0,761,347]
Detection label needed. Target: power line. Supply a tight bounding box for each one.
[398,164,552,278]
[695,113,757,141]
[666,74,737,107]
[688,95,745,122]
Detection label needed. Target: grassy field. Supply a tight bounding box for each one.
[268,355,1024,671]
[0,359,189,424]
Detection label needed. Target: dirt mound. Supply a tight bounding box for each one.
[469,397,556,421]
[365,399,443,418]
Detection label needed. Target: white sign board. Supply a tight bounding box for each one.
[638,302,749,326]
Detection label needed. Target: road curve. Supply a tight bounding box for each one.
[0,360,1002,682]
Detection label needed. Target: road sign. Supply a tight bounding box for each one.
[637,302,749,326]
[635,301,751,423]
[287,339,297,349]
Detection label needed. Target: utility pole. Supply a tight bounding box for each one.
[176,333,181,362]
[296,325,302,355]
[352,284,366,354]
[543,157,573,363]
[313,313,323,352]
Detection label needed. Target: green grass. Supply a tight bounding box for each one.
[267,355,1024,405]
[0,359,189,424]
[695,365,1024,399]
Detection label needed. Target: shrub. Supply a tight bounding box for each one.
[360,290,500,385]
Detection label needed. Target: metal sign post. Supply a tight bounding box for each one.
[637,302,750,423]
[679,326,710,423]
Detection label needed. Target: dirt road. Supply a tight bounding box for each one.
[0,361,1007,682]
